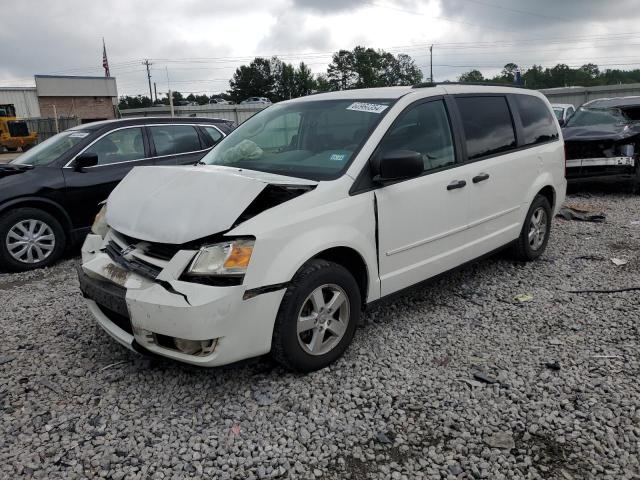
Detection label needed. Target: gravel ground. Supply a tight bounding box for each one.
[1,192,639,480]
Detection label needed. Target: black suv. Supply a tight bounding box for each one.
[0,117,234,271]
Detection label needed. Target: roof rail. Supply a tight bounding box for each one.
[412,81,527,89]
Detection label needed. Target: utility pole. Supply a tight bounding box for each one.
[429,45,434,83]
[142,59,153,101]
[153,82,158,103]
[165,67,174,117]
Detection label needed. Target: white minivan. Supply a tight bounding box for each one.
[80,84,566,372]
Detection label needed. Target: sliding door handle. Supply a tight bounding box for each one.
[447,180,467,190]
[472,173,490,183]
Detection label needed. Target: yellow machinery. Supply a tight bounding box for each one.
[0,104,37,152]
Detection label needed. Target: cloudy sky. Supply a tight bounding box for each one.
[1,0,639,97]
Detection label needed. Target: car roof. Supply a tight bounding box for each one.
[582,96,640,109]
[69,117,233,131]
[286,84,544,103]
[551,103,574,109]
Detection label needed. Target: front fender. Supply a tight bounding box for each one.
[234,190,380,302]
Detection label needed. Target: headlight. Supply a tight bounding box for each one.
[187,239,254,276]
[91,203,109,238]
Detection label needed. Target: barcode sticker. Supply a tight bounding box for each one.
[346,102,388,114]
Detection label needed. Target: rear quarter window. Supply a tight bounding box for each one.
[456,96,516,160]
[514,95,559,146]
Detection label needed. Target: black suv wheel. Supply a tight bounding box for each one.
[0,207,66,271]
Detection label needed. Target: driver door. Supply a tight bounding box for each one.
[375,98,475,296]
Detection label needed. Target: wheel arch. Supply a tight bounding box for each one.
[0,197,73,234]
[311,246,369,308]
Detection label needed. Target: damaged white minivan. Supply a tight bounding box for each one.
[80,84,566,372]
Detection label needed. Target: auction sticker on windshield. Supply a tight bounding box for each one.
[347,102,388,114]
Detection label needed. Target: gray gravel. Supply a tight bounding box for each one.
[1,192,640,480]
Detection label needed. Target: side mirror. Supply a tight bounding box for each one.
[373,150,423,183]
[74,152,98,171]
[558,118,566,127]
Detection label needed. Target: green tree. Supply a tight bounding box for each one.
[271,57,296,102]
[229,57,274,103]
[118,95,153,109]
[294,62,316,97]
[326,46,422,90]
[458,70,485,82]
[327,49,357,90]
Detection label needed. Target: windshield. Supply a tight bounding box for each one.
[565,107,629,127]
[11,130,90,166]
[200,99,393,180]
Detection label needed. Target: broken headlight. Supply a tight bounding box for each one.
[91,203,109,239]
[618,144,635,157]
[187,239,254,277]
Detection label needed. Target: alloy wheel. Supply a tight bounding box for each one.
[297,283,350,356]
[528,207,547,251]
[6,219,56,264]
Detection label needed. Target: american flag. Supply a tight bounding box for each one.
[102,38,110,77]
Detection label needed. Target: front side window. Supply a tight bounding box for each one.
[456,96,516,160]
[83,127,145,165]
[12,130,89,166]
[201,99,393,180]
[149,125,202,156]
[514,95,559,146]
[377,100,455,172]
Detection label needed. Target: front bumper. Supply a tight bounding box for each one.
[80,234,285,367]
[566,156,636,182]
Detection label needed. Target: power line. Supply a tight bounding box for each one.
[456,0,571,22]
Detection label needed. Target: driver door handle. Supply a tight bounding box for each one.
[472,173,490,183]
[447,180,467,190]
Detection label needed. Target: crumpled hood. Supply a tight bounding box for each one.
[562,123,640,142]
[106,165,316,244]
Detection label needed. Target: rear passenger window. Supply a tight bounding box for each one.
[378,100,455,172]
[149,125,201,156]
[513,95,559,146]
[456,96,516,160]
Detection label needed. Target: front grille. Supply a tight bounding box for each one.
[97,304,133,335]
[7,121,29,137]
[115,231,181,262]
[104,241,162,280]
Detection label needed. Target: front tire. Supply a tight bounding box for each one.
[512,195,552,261]
[0,208,66,272]
[271,259,361,372]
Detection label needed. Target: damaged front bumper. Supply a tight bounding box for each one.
[79,233,285,367]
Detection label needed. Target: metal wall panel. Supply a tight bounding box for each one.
[540,83,640,108]
[35,75,118,98]
[0,88,40,118]
[118,104,266,124]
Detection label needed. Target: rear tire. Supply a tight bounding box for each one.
[512,195,552,261]
[271,259,361,372]
[0,208,66,272]
[4,147,17,152]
